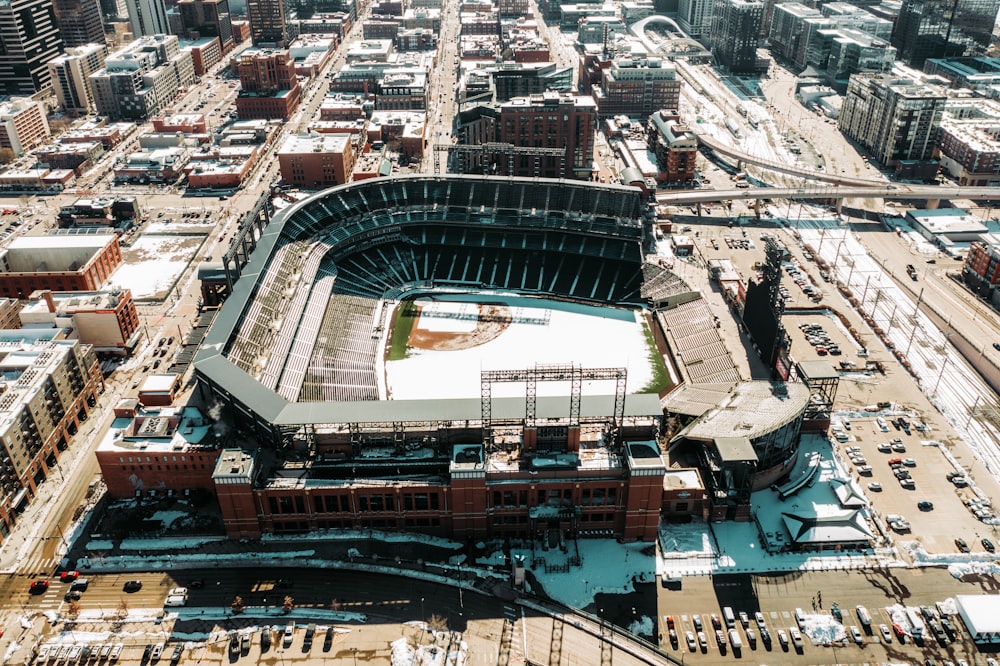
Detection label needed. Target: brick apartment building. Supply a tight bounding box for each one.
[498,92,596,179]
[0,235,122,299]
[235,48,302,120]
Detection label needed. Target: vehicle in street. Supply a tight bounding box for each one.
[64,590,82,602]
[59,571,79,583]
[123,580,143,592]
[868,482,883,491]
[29,580,49,594]
[918,501,935,511]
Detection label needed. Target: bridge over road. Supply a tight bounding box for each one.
[655,185,1000,209]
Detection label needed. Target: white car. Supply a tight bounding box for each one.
[879,623,892,643]
[777,629,788,648]
[110,644,123,662]
[876,416,888,431]
[850,626,863,644]
[168,587,188,597]
[685,631,696,651]
[789,627,804,649]
[868,482,883,492]
[151,643,164,662]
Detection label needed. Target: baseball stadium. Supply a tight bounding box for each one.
[193,175,808,540]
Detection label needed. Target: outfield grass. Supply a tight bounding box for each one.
[387,300,419,361]
[639,320,673,394]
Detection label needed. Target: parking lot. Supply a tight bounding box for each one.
[657,570,992,666]
[828,415,999,555]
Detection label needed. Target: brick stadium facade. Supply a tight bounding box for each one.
[194,175,670,542]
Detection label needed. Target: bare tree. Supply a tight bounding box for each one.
[329,598,340,611]
[0,148,14,164]
[116,599,129,620]
[65,600,81,620]
[231,596,245,614]
[281,596,294,614]
[427,614,449,631]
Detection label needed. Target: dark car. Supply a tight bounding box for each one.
[123,580,143,593]
[983,538,996,553]
[993,342,1000,352]
[141,645,152,664]
[322,627,334,652]
[64,590,82,602]
[170,645,182,666]
[261,629,272,653]
[956,537,970,552]
[917,501,934,511]
[29,580,49,594]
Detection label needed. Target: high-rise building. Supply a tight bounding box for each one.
[48,45,107,115]
[677,0,713,37]
[124,0,170,37]
[498,92,596,179]
[178,0,235,54]
[838,67,947,168]
[247,0,288,46]
[893,0,1000,69]
[0,0,65,95]
[53,0,105,48]
[825,29,896,90]
[709,0,765,73]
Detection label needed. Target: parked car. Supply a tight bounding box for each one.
[956,537,970,553]
[982,538,996,553]
[123,580,143,593]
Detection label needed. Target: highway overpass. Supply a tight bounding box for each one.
[655,185,1000,206]
[695,131,891,188]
